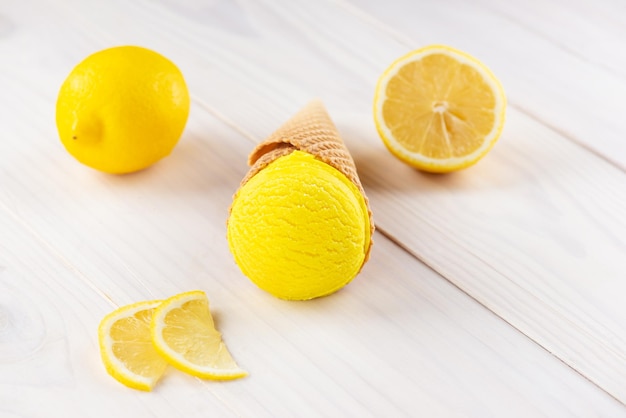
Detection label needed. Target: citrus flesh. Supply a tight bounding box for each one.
[98,300,168,391]
[227,151,371,300]
[56,46,190,174]
[150,291,247,380]
[374,45,506,172]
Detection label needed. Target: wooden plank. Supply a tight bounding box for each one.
[1,0,625,415]
[30,0,626,401]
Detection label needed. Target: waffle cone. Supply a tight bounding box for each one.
[238,100,374,260]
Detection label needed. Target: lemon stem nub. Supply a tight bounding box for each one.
[71,116,103,144]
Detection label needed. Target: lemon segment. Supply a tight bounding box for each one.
[374,45,506,172]
[98,300,168,391]
[150,291,247,380]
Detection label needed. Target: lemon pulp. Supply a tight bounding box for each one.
[374,45,506,172]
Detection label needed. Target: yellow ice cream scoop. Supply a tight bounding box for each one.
[227,101,374,300]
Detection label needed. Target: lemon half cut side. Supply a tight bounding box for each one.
[374,45,506,172]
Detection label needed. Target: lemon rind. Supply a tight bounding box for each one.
[98,300,164,391]
[150,291,248,380]
[373,44,507,172]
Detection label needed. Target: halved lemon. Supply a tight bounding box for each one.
[374,45,506,172]
[98,300,168,391]
[150,291,247,380]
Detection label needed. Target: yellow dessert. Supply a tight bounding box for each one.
[227,101,373,300]
[228,151,370,300]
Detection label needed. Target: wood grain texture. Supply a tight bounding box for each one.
[0,0,625,415]
[475,0,626,80]
[49,0,626,401]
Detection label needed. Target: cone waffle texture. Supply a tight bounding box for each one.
[239,100,374,258]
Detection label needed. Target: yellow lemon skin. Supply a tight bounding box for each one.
[55,46,190,174]
[227,151,371,301]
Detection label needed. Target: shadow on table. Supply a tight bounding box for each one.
[340,123,524,194]
[98,129,248,199]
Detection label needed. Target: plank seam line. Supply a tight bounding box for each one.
[374,225,625,407]
[509,102,626,172]
[481,3,626,81]
[0,199,118,309]
[374,207,626,358]
[329,0,626,176]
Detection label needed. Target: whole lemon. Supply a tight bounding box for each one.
[56,46,190,174]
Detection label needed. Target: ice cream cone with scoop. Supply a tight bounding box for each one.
[227,100,374,300]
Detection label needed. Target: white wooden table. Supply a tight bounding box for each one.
[1,0,625,416]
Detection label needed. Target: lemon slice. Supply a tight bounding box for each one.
[374,45,506,172]
[150,291,247,380]
[98,300,168,391]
